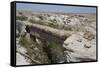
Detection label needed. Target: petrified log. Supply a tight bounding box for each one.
[24,22,73,44]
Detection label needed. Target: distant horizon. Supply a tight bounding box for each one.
[17,9,96,14]
[16,3,96,14]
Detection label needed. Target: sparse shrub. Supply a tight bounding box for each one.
[48,41,65,63]
[29,19,59,29]
[29,19,44,25]
[48,23,55,27]
[47,23,58,29]
[19,36,32,47]
[19,12,23,15]
[38,15,44,20]
[16,15,28,21]
[29,19,36,23]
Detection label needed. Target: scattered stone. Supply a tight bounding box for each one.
[63,33,96,62]
[83,31,95,40]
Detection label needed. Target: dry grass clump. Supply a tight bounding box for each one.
[16,15,28,21]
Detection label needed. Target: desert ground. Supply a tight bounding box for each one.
[16,10,97,65]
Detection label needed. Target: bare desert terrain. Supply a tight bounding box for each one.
[16,10,97,65]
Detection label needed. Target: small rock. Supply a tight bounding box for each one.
[83,31,95,40]
[84,44,91,48]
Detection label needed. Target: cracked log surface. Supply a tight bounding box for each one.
[24,22,74,43]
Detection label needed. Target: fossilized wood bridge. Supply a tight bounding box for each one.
[24,22,73,44]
